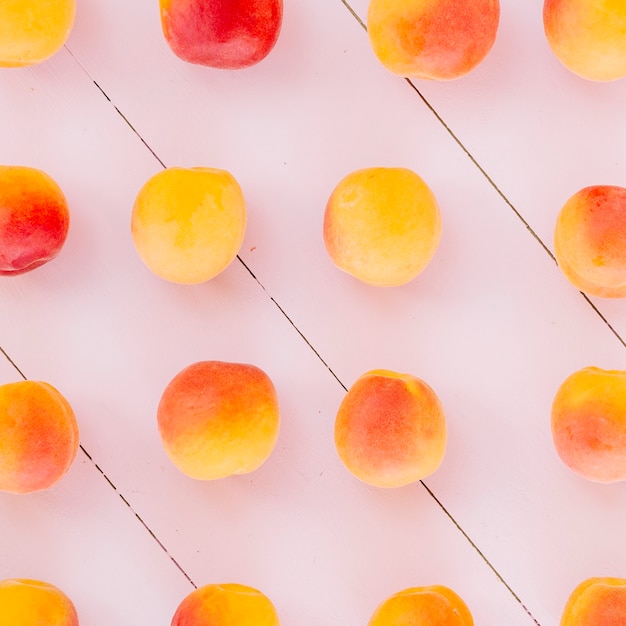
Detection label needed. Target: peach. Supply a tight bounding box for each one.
[544,0,626,81]
[323,167,442,287]
[0,380,79,494]
[131,167,246,284]
[560,577,626,625]
[551,367,626,482]
[0,578,78,626]
[368,585,474,626]
[0,166,70,276]
[0,0,75,67]
[157,361,280,480]
[160,0,283,69]
[171,583,280,625]
[334,369,446,488]
[367,0,500,80]
[554,185,626,298]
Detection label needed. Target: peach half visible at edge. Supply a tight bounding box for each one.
[0,165,70,276]
[551,366,626,483]
[367,0,500,80]
[157,360,280,480]
[0,578,78,626]
[171,583,280,626]
[334,369,447,488]
[560,577,626,626]
[323,167,442,287]
[0,380,79,494]
[131,167,246,284]
[554,185,626,298]
[544,0,626,81]
[0,0,76,67]
[159,0,283,69]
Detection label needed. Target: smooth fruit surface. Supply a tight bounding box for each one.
[0,578,78,626]
[368,585,474,626]
[0,380,79,494]
[171,583,280,625]
[367,0,500,80]
[544,0,626,81]
[323,167,442,286]
[131,167,246,284]
[560,577,626,626]
[157,361,280,480]
[554,185,626,298]
[160,0,283,69]
[334,369,447,488]
[0,166,70,276]
[551,367,626,482]
[0,0,76,67]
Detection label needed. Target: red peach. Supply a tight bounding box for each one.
[159,0,283,69]
[560,577,626,626]
[334,369,447,488]
[0,380,79,494]
[0,166,70,276]
[0,578,78,626]
[157,361,280,480]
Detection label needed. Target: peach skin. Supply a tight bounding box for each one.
[0,166,70,276]
[334,369,447,488]
[160,0,283,69]
[131,167,246,284]
[171,583,280,625]
[561,577,626,626]
[551,367,626,482]
[544,0,626,81]
[157,361,280,480]
[554,185,626,298]
[367,0,500,80]
[0,380,79,494]
[323,167,442,287]
[368,585,474,626]
[0,578,78,626]
[0,0,76,67]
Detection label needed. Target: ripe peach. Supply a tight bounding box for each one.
[560,577,626,626]
[367,0,500,80]
[554,185,626,298]
[157,361,280,480]
[544,0,626,81]
[0,579,78,626]
[0,166,70,276]
[0,0,76,67]
[323,167,442,287]
[131,167,246,284]
[0,380,79,494]
[551,367,626,483]
[159,0,283,69]
[368,585,474,626]
[334,369,446,488]
[171,583,280,626]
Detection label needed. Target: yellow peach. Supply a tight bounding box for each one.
[367,0,500,80]
[368,585,474,626]
[323,167,441,287]
[171,583,279,626]
[544,0,626,81]
[334,369,446,488]
[560,577,626,626]
[131,167,246,284]
[0,578,78,626]
[157,361,280,480]
[0,380,79,494]
[0,0,76,67]
[551,367,626,482]
[554,185,626,298]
